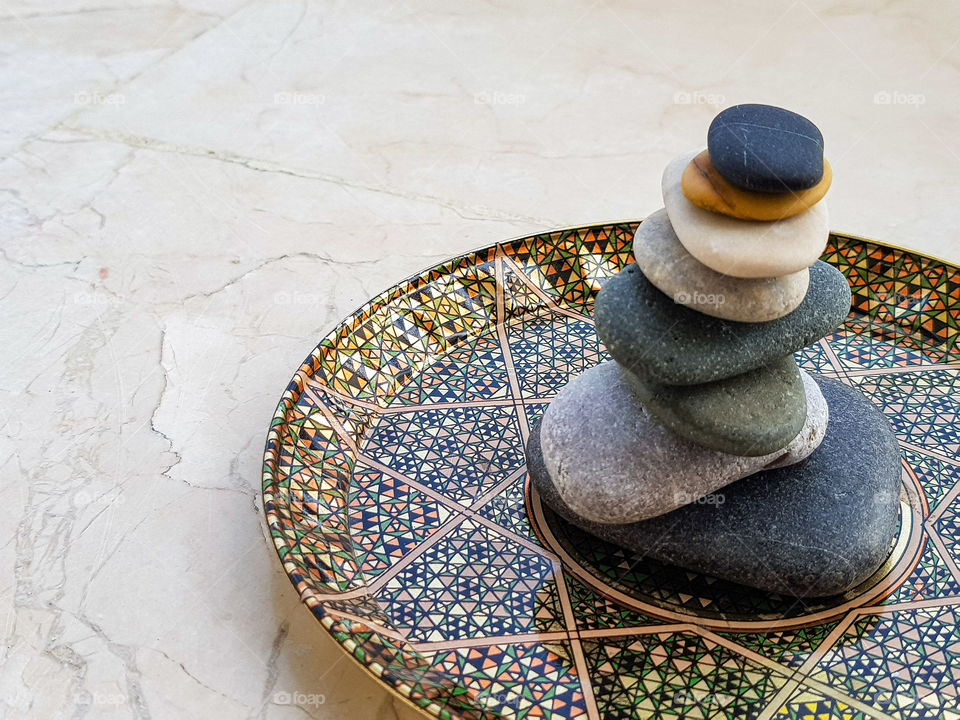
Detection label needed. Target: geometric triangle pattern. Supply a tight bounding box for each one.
[831,328,933,371]
[563,573,663,631]
[502,224,636,314]
[851,370,960,456]
[888,534,960,604]
[477,470,539,541]
[523,401,550,431]
[773,687,881,720]
[809,606,960,720]
[348,466,454,582]
[297,383,378,441]
[718,622,840,671]
[390,330,512,405]
[932,496,960,573]
[902,448,960,510]
[430,642,589,719]
[324,616,508,719]
[267,408,363,593]
[821,239,960,363]
[507,310,607,398]
[313,249,500,402]
[794,336,839,375]
[363,403,526,504]
[378,518,559,642]
[263,224,960,719]
[581,632,791,719]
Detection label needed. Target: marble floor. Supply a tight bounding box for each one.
[1,1,958,718]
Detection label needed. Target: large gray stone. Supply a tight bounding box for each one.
[594,260,851,386]
[528,375,902,598]
[539,360,827,524]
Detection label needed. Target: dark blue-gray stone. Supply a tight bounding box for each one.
[527,376,902,597]
[594,260,851,386]
[707,104,824,193]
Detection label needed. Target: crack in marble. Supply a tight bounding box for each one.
[55,125,558,226]
[69,610,153,719]
[150,327,184,485]
[0,248,83,272]
[177,251,379,304]
[253,619,288,719]
[149,645,248,710]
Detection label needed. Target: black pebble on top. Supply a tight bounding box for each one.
[707,104,824,193]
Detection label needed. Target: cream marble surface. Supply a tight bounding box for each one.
[1,1,958,718]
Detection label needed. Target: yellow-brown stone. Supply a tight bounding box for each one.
[681,149,832,221]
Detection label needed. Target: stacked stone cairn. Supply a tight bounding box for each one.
[527,104,902,597]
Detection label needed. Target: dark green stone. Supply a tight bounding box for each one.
[625,355,807,456]
[594,260,850,386]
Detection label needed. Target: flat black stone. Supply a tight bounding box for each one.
[527,376,901,598]
[707,104,824,193]
[594,261,851,386]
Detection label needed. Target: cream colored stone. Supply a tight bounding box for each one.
[663,150,830,278]
[634,208,810,321]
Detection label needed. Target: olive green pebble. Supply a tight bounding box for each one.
[624,355,807,457]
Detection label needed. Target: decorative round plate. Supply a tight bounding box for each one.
[262,223,960,720]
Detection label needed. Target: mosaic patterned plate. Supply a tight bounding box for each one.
[262,223,960,720]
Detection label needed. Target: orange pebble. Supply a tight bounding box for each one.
[682,150,831,221]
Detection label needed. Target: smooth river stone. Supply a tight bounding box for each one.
[625,355,807,457]
[707,104,825,193]
[681,149,832,221]
[633,208,810,322]
[594,260,851,386]
[663,150,830,278]
[538,361,828,525]
[528,376,901,597]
